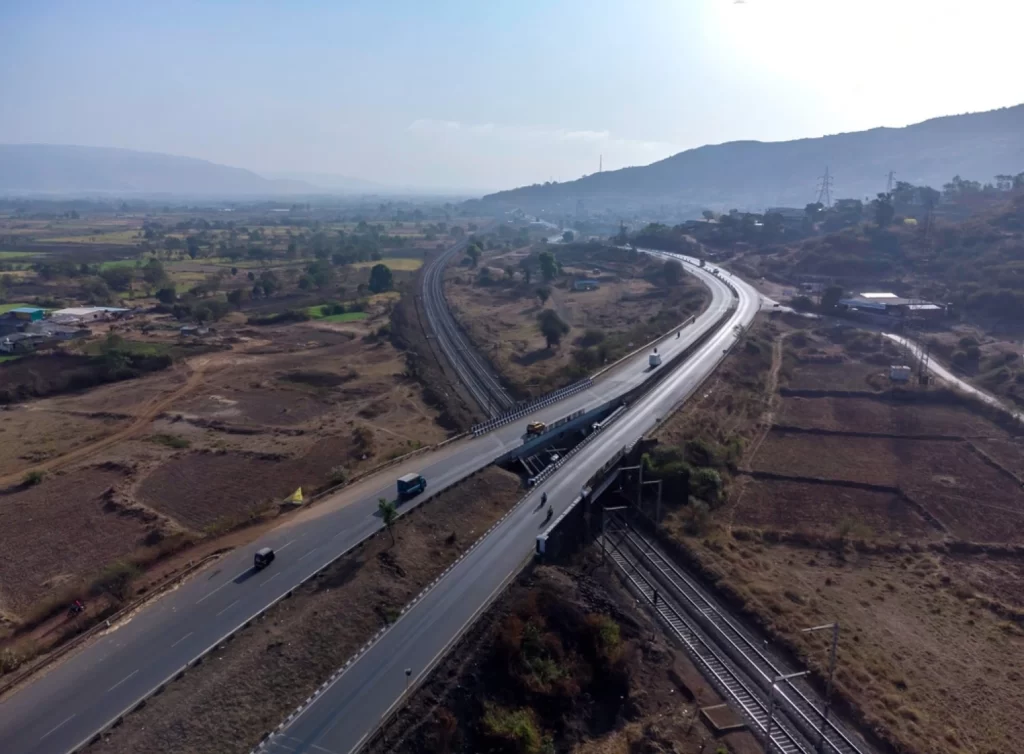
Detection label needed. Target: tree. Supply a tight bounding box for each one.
[663,259,683,286]
[538,251,558,282]
[536,286,550,305]
[919,186,941,214]
[537,309,569,349]
[378,498,397,544]
[562,230,574,243]
[306,259,335,289]
[227,287,250,308]
[368,263,394,294]
[519,257,534,284]
[186,236,201,260]
[156,287,177,305]
[821,285,844,311]
[100,266,134,292]
[872,192,895,227]
[142,258,167,290]
[466,243,482,268]
[804,202,824,223]
[701,210,715,222]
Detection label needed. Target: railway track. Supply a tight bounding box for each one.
[604,514,872,754]
[420,233,514,417]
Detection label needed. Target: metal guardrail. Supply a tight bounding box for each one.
[470,378,594,436]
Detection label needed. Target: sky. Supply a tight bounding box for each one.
[1,0,1022,193]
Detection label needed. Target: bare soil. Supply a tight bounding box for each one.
[87,467,523,754]
[445,245,707,396]
[0,314,451,628]
[648,321,1024,754]
[365,557,762,754]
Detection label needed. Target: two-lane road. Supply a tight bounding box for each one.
[0,255,746,754]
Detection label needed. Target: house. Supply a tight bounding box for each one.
[8,307,45,322]
[50,306,130,324]
[25,320,89,340]
[573,279,600,292]
[0,332,48,353]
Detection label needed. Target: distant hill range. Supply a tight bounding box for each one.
[0,144,379,197]
[478,105,1024,217]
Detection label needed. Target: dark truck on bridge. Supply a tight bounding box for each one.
[396,472,427,501]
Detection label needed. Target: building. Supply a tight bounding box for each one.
[890,365,912,382]
[0,332,48,353]
[25,320,89,340]
[50,306,130,324]
[837,292,946,321]
[573,279,600,292]
[8,306,44,322]
[765,207,807,229]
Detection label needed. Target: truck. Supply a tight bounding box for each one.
[526,421,546,436]
[396,472,427,501]
[649,349,662,368]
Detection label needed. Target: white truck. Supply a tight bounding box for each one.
[649,349,662,368]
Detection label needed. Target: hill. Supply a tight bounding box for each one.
[0,144,321,196]
[479,105,1024,217]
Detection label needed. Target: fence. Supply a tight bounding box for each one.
[471,378,593,436]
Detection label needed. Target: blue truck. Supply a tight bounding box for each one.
[396,472,427,501]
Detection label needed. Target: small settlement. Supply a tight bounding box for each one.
[0,306,131,353]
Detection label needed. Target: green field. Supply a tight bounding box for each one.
[0,251,40,260]
[45,230,141,245]
[0,302,33,314]
[352,257,423,271]
[320,311,368,323]
[0,354,24,364]
[82,340,174,357]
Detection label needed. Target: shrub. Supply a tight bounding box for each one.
[149,433,190,449]
[22,469,45,487]
[482,704,542,754]
[90,561,141,602]
[329,465,349,486]
[690,467,723,505]
[579,328,605,347]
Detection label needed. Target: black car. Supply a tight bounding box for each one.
[254,547,276,569]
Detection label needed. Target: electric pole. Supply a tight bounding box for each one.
[816,167,833,208]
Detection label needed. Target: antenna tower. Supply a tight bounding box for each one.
[886,170,896,193]
[816,166,834,207]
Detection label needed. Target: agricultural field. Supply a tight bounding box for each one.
[645,318,1024,754]
[0,299,453,651]
[445,242,708,396]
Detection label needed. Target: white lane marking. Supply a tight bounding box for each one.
[260,572,282,587]
[106,669,139,693]
[277,538,297,552]
[40,714,76,741]
[196,570,247,604]
[215,599,240,617]
[170,631,194,649]
[297,548,318,563]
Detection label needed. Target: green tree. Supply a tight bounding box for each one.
[156,287,177,305]
[538,251,557,281]
[562,230,574,243]
[142,258,167,290]
[378,498,398,544]
[537,309,569,349]
[519,256,534,284]
[872,192,895,227]
[100,266,133,292]
[186,236,201,260]
[227,287,250,308]
[536,286,550,305]
[690,467,723,505]
[466,243,482,268]
[663,259,683,286]
[821,285,844,311]
[368,263,394,293]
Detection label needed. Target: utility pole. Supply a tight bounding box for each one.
[599,154,603,173]
[801,623,840,753]
[763,671,809,753]
[601,505,629,563]
[816,167,834,208]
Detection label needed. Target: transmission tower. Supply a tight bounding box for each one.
[886,170,896,193]
[816,167,834,207]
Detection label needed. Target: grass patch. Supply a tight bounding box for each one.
[46,230,141,245]
[321,311,368,323]
[80,339,173,357]
[352,257,423,271]
[149,433,191,449]
[0,251,39,259]
[97,258,143,270]
[0,354,23,364]
[0,303,33,314]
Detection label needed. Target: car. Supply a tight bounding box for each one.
[254,547,276,569]
[526,421,546,436]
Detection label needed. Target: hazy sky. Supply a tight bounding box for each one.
[2,0,1021,192]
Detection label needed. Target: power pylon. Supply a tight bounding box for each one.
[816,167,834,208]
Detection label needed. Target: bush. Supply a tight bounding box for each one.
[329,465,349,486]
[22,469,45,487]
[690,467,723,505]
[683,499,712,535]
[482,704,543,754]
[90,561,141,602]
[579,328,605,347]
[149,433,190,449]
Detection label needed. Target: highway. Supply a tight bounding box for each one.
[0,253,754,754]
[257,259,763,754]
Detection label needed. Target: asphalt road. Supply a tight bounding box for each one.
[259,258,763,754]
[0,257,748,754]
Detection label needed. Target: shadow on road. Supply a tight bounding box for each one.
[233,568,258,584]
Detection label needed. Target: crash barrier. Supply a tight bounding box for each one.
[526,401,625,489]
[250,414,622,754]
[0,551,224,702]
[471,378,594,436]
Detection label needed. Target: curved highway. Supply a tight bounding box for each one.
[0,252,763,754]
[258,257,763,754]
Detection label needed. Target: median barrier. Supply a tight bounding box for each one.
[471,378,593,436]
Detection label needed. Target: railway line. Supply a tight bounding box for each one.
[604,512,873,754]
[419,233,514,417]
